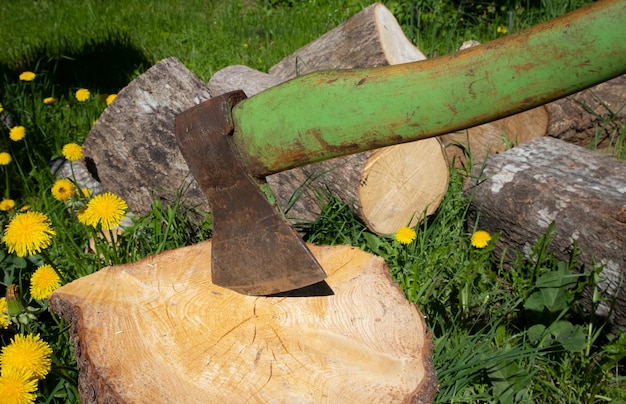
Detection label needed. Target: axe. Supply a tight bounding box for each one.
[175,0,626,296]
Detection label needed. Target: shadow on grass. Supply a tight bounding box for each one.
[1,31,150,94]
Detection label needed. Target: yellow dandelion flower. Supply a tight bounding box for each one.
[0,368,38,404]
[43,97,57,105]
[51,178,76,202]
[2,211,56,257]
[497,25,508,34]
[30,264,61,300]
[106,94,117,105]
[0,102,3,113]
[81,188,92,198]
[471,230,492,248]
[0,199,16,211]
[395,226,417,245]
[0,297,10,329]
[0,333,52,379]
[9,126,25,142]
[20,205,30,212]
[77,192,127,230]
[18,71,36,82]
[61,143,83,161]
[75,88,90,102]
[0,152,12,165]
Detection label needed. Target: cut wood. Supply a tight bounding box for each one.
[466,136,626,328]
[82,57,212,218]
[438,40,548,174]
[439,106,548,172]
[207,3,448,235]
[359,140,449,232]
[545,73,626,150]
[49,242,437,403]
[269,2,426,78]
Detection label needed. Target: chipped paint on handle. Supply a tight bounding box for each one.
[230,0,626,176]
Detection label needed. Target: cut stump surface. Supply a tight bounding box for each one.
[50,242,437,403]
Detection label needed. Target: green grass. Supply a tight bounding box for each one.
[1,0,624,402]
[303,173,626,403]
[0,0,366,87]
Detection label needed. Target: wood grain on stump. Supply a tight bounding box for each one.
[49,242,437,403]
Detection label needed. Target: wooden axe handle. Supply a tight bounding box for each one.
[230,0,626,176]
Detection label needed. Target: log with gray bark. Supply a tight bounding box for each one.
[268,2,427,78]
[83,3,451,236]
[467,136,626,328]
[82,57,211,219]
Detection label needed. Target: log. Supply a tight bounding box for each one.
[466,136,626,328]
[49,242,438,402]
[264,137,449,234]
[82,57,212,218]
[438,40,548,174]
[208,65,284,98]
[269,3,426,78]
[545,74,626,150]
[439,107,548,172]
[208,3,448,235]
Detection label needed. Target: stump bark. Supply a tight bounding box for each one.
[49,242,437,403]
[467,136,626,328]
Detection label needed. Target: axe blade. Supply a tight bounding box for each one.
[175,91,327,295]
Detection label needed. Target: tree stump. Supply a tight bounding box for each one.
[49,242,437,403]
[467,136,626,328]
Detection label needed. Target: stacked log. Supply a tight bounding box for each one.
[466,137,626,328]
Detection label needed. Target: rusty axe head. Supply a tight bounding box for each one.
[175,91,327,295]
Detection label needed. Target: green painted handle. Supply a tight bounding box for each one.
[231,0,626,176]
